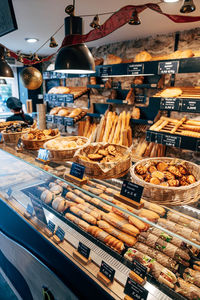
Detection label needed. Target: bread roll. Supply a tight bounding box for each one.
[48,86,70,94]
[169,50,194,59]
[57,109,69,117]
[65,213,90,231]
[68,108,82,118]
[104,54,122,65]
[52,196,66,212]
[125,88,135,105]
[70,206,97,225]
[134,51,152,62]
[160,88,182,98]
[40,189,53,204]
[65,191,85,204]
[50,107,62,115]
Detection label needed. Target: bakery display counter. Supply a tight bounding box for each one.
[0,147,200,300]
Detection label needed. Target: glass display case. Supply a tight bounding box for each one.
[0,148,200,300]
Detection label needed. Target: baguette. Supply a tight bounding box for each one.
[103,111,114,142]
[77,204,101,220]
[149,227,186,249]
[65,191,85,204]
[128,215,149,231]
[127,127,132,147]
[68,108,82,118]
[113,113,122,144]
[151,261,177,289]
[108,115,118,143]
[96,115,106,142]
[140,200,166,216]
[65,213,90,231]
[70,206,97,225]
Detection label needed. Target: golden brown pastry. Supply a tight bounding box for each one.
[48,86,70,94]
[68,108,82,118]
[157,162,168,172]
[50,107,62,115]
[159,88,182,98]
[104,54,122,65]
[131,107,140,119]
[169,49,194,59]
[57,108,69,117]
[134,51,152,62]
[150,177,160,185]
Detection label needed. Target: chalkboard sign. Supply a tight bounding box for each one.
[162,134,181,148]
[70,162,85,179]
[99,66,112,77]
[127,63,144,75]
[158,60,179,74]
[100,261,115,282]
[47,220,56,233]
[17,138,23,148]
[124,277,148,300]
[160,98,180,111]
[121,180,144,203]
[135,95,147,104]
[46,115,54,123]
[78,242,90,259]
[55,226,65,241]
[64,117,74,126]
[37,148,50,161]
[132,260,147,279]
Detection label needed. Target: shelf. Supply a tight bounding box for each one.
[43,71,92,79]
[146,130,200,152]
[106,99,128,104]
[154,97,200,113]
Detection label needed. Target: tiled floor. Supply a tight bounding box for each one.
[0,273,18,300]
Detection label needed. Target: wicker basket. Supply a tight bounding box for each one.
[22,133,60,150]
[2,130,27,145]
[130,157,200,206]
[75,143,131,179]
[43,136,88,161]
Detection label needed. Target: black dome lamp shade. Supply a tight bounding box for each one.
[55,16,95,74]
[0,45,14,79]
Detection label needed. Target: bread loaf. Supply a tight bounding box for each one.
[134,51,152,62]
[70,206,97,225]
[48,86,70,94]
[65,213,90,231]
[104,54,122,65]
[68,108,82,118]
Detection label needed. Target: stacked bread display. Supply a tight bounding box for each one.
[48,86,88,99]
[49,107,87,121]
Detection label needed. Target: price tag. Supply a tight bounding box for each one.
[99,66,112,77]
[17,138,23,148]
[100,261,115,282]
[160,98,180,111]
[132,260,147,280]
[78,242,90,259]
[7,187,12,197]
[55,226,65,241]
[124,277,148,300]
[28,193,47,224]
[181,99,200,113]
[158,60,179,74]
[64,117,74,126]
[54,116,64,125]
[162,134,181,148]
[127,63,144,75]
[120,180,144,203]
[135,95,147,104]
[47,220,56,233]
[26,203,34,216]
[37,148,50,161]
[70,162,85,179]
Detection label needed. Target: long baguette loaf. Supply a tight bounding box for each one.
[77,204,101,220]
[65,213,90,231]
[149,227,186,249]
[108,114,118,143]
[140,200,166,216]
[103,111,114,142]
[113,113,122,144]
[97,115,106,142]
[65,191,85,204]
[70,206,97,225]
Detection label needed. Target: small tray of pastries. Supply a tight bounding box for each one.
[131,157,200,206]
[22,128,60,150]
[44,136,88,160]
[49,107,87,123]
[75,143,131,179]
[48,86,89,99]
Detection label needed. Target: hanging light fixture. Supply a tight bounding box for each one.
[129,10,141,25]
[180,0,196,13]
[90,15,101,29]
[54,4,95,74]
[49,36,58,48]
[0,45,14,79]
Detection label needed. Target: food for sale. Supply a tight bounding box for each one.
[159,87,182,98]
[48,86,70,94]
[44,136,87,150]
[104,54,122,65]
[175,278,200,299]
[65,213,90,231]
[22,128,59,141]
[70,206,97,225]
[134,51,152,62]
[5,122,29,133]
[183,268,200,288]
[167,211,200,233]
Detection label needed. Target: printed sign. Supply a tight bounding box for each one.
[162,134,181,148]
[121,180,144,203]
[78,242,90,259]
[160,98,180,111]
[181,99,200,113]
[47,220,56,233]
[54,116,64,125]
[70,162,85,180]
[132,260,147,280]
[124,277,148,300]
[55,226,65,241]
[46,115,54,122]
[64,117,74,126]
[99,66,112,77]
[100,261,115,282]
[127,63,144,75]
[158,60,179,74]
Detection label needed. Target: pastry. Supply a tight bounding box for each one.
[157,162,168,172]
[52,196,66,212]
[125,88,135,105]
[50,107,62,115]
[68,108,82,118]
[40,189,53,204]
[88,153,103,161]
[57,108,69,117]
[150,177,160,185]
[65,213,90,231]
[134,51,152,62]
[70,206,97,225]
[169,49,194,59]
[175,278,200,299]
[48,86,70,94]
[131,107,140,119]
[159,87,182,98]
[104,54,122,65]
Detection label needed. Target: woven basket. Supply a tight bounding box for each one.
[130,157,200,206]
[44,136,88,161]
[75,143,131,179]
[22,133,60,150]
[2,130,28,145]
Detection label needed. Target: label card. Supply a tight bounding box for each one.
[64,117,74,127]
[55,226,65,241]
[26,203,34,216]
[70,162,85,179]
[78,242,90,259]
[127,63,144,75]
[162,134,181,148]
[46,115,54,122]
[135,95,147,104]
[121,180,144,203]
[160,98,180,111]
[181,99,200,113]
[124,277,148,300]
[47,220,56,233]
[158,60,179,74]
[99,66,112,77]
[100,261,115,282]
[54,116,64,125]
[37,148,50,161]
[28,193,47,225]
[132,260,147,279]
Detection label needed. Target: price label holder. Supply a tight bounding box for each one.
[24,203,34,220]
[160,97,181,111]
[65,162,88,185]
[73,242,91,265]
[127,63,144,76]
[54,116,64,125]
[129,260,147,285]
[53,226,65,244]
[114,180,144,209]
[35,148,50,165]
[124,277,148,300]
[44,220,56,237]
[158,60,179,74]
[97,261,115,286]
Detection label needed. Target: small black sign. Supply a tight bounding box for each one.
[70,162,85,179]
[100,261,115,282]
[78,242,90,259]
[64,117,74,126]
[121,180,144,203]
[146,131,153,142]
[54,116,64,125]
[17,138,23,148]
[160,98,180,111]
[55,226,65,241]
[181,99,200,113]
[47,220,56,233]
[46,115,54,123]
[135,95,147,104]
[162,134,181,148]
[26,203,34,216]
[127,63,144,75]
[29,193,47,225]
[99,66,112,77]
[132,260,147,279]
[124,277,148,300]
[158,60,179,74]
[37,148,50,161]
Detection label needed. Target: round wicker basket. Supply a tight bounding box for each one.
[43,136,88,161]
[75,143,131,179]
[22,133,60,150]
[130,157,200,206]
[2,130,28,145]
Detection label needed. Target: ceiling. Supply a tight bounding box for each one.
[0,0,200,56]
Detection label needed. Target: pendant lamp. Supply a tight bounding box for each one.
[180,0,196,13]
[0,45,14,79]
[55,15,95,74]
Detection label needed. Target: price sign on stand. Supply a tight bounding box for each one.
[124,277,148,300]
[121,181,144,203]
[158,60,179,74]
[55,226,65,241]
[70,163,85,180]
[47,220,56,234]
[132,260,147,279]
[36,148,50,163]
[181,99,200,113]
[162,134,181,148]
[127,63,144,75]
[78,242,91,260]
[100,261,115,283]
[135,95,147,104]
[28,193,47,225]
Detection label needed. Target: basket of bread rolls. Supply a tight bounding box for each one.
[44,136,88,160]
[74,142,131,179]
[21,128,60,150]
[130,157,200,206]
[2,122,33,145]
